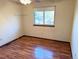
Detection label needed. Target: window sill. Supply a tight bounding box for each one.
[33,24,55,27]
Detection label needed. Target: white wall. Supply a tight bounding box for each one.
[22,0,75,42]
[0,0,23,46]
[71,2,78,59]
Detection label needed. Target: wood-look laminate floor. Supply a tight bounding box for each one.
[0,36,71,59]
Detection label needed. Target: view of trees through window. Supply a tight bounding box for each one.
[34,8,55,26]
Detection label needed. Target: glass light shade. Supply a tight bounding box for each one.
[20,0,32,5]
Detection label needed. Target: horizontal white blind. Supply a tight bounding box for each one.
[35,7,55,11]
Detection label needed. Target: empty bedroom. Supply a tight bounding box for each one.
[0,0,78,59]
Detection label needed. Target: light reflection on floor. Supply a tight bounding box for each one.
[34,47,53,59]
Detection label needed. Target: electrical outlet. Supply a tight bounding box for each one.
[0,39,2,41]
[75,54,76,57]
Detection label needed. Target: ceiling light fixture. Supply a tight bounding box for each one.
[20,0,32,5]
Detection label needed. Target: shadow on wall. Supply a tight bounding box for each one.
[34,0,66,4]
[45,0,65,3]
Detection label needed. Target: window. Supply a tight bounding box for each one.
[34,7,55,27]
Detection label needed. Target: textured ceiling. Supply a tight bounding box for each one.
[7,0,64,5]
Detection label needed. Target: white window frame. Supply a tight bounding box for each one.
[34,6,56,27]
